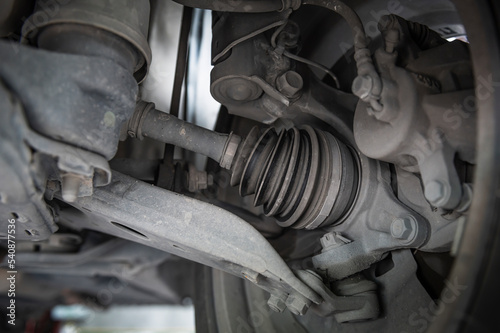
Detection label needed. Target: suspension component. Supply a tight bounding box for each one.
[230,126,358,229]
[354,15,474,210]
[23,0,151,83]
[127,102,358,229]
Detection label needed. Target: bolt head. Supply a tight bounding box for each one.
[352,75,373,100]
[391,216,417,243]
[277,71,303,98]
[424,180,448,206]
[285,295,310,316]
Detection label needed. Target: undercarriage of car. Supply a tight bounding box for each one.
[1,0,500,332]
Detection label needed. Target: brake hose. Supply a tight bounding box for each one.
[302,0,383,110]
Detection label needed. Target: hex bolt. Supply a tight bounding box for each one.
[390,216,417,243]
[285,294,311,316]
[186,164,212,192]
[424,180,450,207]
[267,294,287,313]
[61,173,83,203]
[352,75,373,101]
[276,71,303,99]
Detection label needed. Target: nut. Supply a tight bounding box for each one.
[285,294,310,315]
[276,71,303,99]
